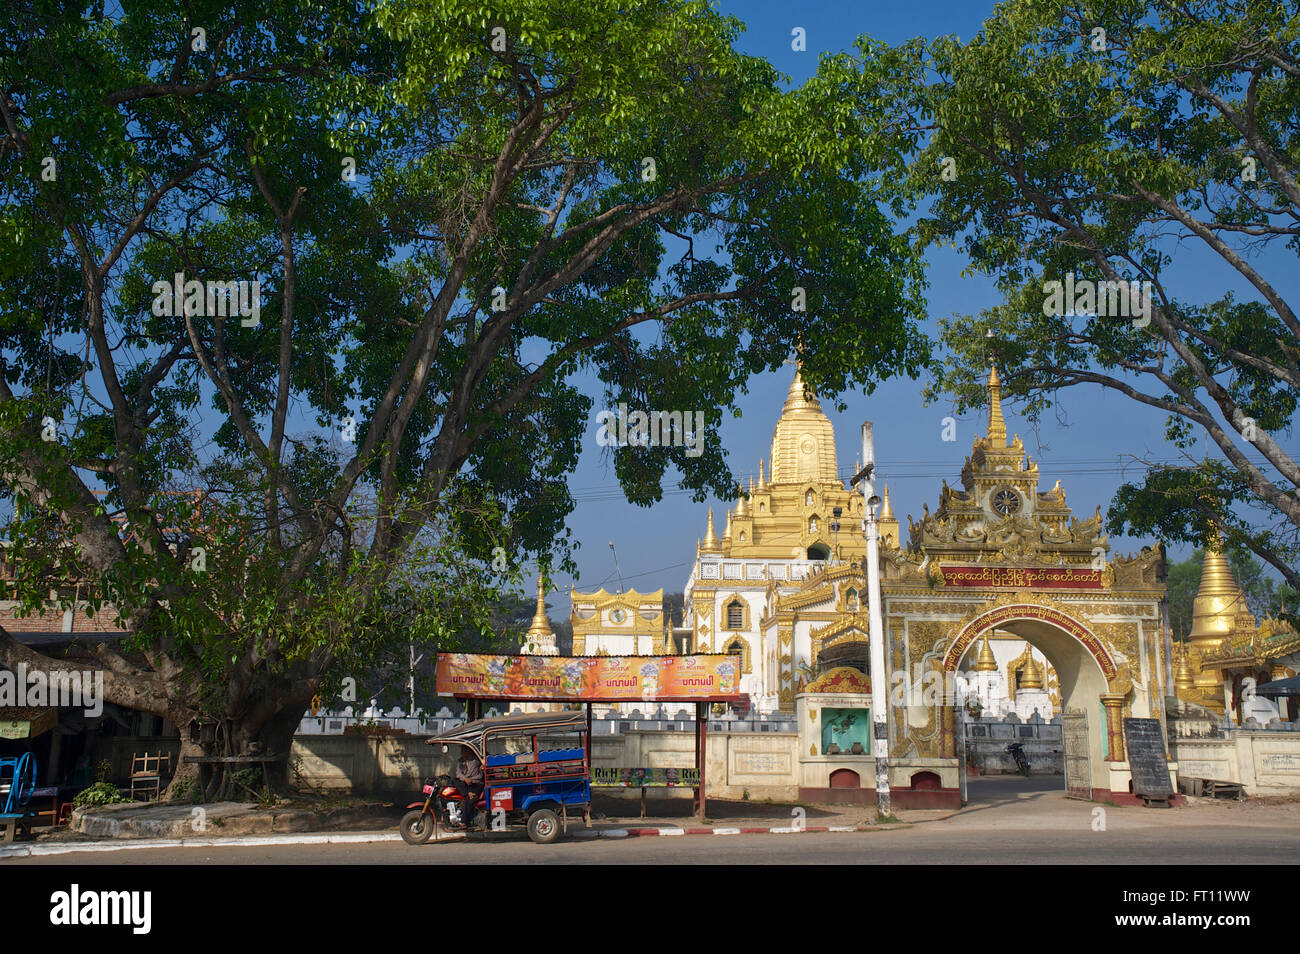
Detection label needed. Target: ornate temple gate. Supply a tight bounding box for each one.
[1062,708,1091,800]
[878,581,1168,809]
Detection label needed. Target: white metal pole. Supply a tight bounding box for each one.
[860,422,891,817]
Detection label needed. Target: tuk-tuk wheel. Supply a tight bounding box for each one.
[527,808,560,845]
[400,809,434,846]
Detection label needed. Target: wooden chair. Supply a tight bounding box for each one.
[128,752,171,801]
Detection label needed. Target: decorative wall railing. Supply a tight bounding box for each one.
[295,706,796,737]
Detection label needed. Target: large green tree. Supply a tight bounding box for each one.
[881,0,1300,588]
[0,0,927,790]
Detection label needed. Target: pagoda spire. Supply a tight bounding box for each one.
[1188,531,1251,650]
[524,570,558,655]
[1021,651,1044,689]
[976,634,998,672]
[702,507,720,551]
[986,364,1007,447]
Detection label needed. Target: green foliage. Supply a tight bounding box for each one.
[891,0,1300,588]
[0,0,928,752]
[166,776,200,805]
[73,782,128,808]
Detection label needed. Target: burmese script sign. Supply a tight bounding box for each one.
[1123,717,1174,803]
[435,653,742,701]
[937,565,1106,589]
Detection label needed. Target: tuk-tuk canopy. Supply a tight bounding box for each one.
[425,710,587,758]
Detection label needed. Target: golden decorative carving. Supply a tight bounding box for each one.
[1108,663,1134,699]
[778,625,794,711]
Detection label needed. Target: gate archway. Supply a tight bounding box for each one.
[943,603,1125,795]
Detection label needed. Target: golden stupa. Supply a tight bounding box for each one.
[1176,537,1300,716]
[523,571,558,655]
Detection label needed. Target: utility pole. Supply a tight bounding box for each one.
[851,422,891,818]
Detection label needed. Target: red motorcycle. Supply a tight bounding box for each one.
[400,774,486,845]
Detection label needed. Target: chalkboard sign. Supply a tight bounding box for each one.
[1123,717,1173,802]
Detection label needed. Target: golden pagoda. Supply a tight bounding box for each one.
[975,634,998,672]
[1188,542,1249,655]
[770,367,840,485]
[523,571,558,655]
[1020,653,1044,690]
[706,365,865,562]
[1176,536,1300,716]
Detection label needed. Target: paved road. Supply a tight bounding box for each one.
[12,824,1299,865]
[11,777,1300,864]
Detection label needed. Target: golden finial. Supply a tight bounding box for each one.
[702,508,720,551]
[722,509,733,541]
[736,482,749,517]
[758,459,766,487]
[976,634,997,672]
[880,483,894,520]
[986,364,1007,448]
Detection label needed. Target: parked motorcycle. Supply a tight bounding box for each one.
[1004,741,1031,777]
[399,774,487,846]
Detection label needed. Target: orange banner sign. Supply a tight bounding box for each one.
[937,565,1106,589]
[435,653,743,701]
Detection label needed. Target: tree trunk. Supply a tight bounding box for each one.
[161,734,205,802]
[189,703,306,802]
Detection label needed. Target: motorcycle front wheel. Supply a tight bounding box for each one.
[400,809,434,845]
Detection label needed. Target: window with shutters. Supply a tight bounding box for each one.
[726,600,744,630]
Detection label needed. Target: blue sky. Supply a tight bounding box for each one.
[540,0,1300,606]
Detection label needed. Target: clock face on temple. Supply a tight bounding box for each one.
[610,608,627,624]
[991,488,1021,516]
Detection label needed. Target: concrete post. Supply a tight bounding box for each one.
[858,422,891,817]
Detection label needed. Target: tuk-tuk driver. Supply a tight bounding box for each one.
[452,746,484,827]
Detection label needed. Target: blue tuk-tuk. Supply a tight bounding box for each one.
[402,711,590,845]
